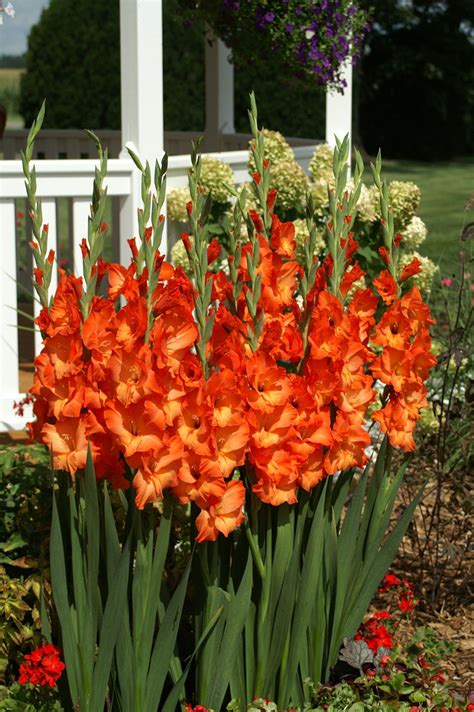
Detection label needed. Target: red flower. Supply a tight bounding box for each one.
[18,643,65,687]
[379,573,401,592]
[398,594,416,613]
[355,614,393,652]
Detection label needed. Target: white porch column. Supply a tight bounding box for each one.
[325,59,353,159]
[119,0,165,257]
[205,34,235,151]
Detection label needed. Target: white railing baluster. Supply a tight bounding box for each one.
[0,199,25,430]
[72,197,90,278]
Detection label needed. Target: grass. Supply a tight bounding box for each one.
[376,158,474,277]
[0,67,25,128]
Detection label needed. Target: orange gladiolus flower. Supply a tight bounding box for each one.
[41,414,101,475]
[195,480,246,542]
[134,437,184,508]
[399,257,422,282]
[324,413,370,474]
[270,215,296,258]
[373,270,399,305]
[246,353,292,413]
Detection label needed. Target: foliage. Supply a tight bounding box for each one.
[306,624,463,711]
[46,453,197,711]
[398,222,473,607]
[358,0,474,159]
[0,568,42,682]
[0,55,26,69]
[303,573,466,711]
[19,0,120,130]
[178,1,370,91]
[0,442,52,684]
[0,443,51,565]
[195,448,424,710]
[0,682,62,711]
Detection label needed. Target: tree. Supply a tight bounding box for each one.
[357,0,474,159]
[20,0,121,129]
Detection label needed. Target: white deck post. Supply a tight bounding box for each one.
[325,59,353,163]
[119,0,165,257]
[205,34,235,151]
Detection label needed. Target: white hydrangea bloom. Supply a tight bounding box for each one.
[167,187,191,223]
[248,128,294,174]
[294,218,326,258]
[309,143,334,182]
[399,251,438,294]
[170,237,192,273]
[271,160,308,212]
[309,177,330,217]
[200,156,235,204]
[357,183,378,224]
[402,215,428,251]
[388,181,421,227]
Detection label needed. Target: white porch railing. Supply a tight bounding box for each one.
[0,144,317,432]
[0,129,319,160]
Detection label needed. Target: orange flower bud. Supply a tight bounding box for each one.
[80,239,89,258]
[128,237,138,257]
[180,232,192,251]
[33,267,43,286]
[267,188,277,210]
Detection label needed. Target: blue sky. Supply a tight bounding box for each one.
[0,0,50,55]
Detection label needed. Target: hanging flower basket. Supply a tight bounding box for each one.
[179,0,371,91]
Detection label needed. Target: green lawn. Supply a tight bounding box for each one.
[376,158,474,277]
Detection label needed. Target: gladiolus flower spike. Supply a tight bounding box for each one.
[25,102,435,545]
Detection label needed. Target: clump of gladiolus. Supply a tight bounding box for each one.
[27,100,435,544]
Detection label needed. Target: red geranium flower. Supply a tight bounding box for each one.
[18,643,65,687]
